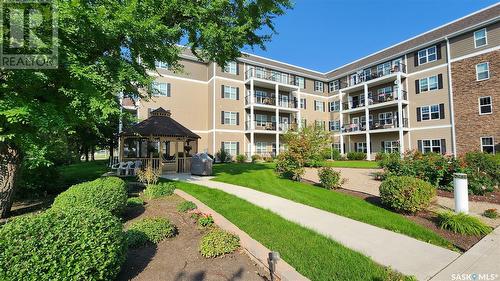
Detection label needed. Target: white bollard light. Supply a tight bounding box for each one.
[453,173,469,214]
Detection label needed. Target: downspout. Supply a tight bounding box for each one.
[445,37,458,158]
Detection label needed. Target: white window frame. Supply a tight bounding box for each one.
[255,142,268,154]
[314,100,324,112]
[255,114,268,127]
[474,28,487,48]
[223,142,238,156]
[419,75,438,92]
[314,81,324,92]
[476,62,490,81]
[223,61,238,74]
[224,111,238,125]
[478,96,492,115]
[384,140,399,153]
[480,137,495,154]
[378,112,393,125]
[329,120,340,131]
[296,77,305,89]
[315,120,325,129]
[422,139,442,154]
[299,98,306,109]
[329,80,340,92]
[417,46,437,65]
[152,82,170,96]
[329,100,340,112]
[377,62,391,76]
[223,86,238,100]
[420,104,440,121]
[356,142,367,153]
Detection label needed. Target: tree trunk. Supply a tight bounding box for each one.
[91,146,95,161]
[0,144,21,219]
[109,138,114,166]
[84,147,89,162]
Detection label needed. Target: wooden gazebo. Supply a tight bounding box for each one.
[119,108,200,173]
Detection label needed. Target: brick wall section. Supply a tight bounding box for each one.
[451,50,500,155]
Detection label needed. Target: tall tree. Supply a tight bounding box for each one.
[0,0,292,218]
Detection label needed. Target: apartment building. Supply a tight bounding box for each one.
[126,4,499,160]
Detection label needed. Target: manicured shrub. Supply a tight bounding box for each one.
[127,197,144,207]
[437,212,491,236]
[198,214,214,228]
[143,182,176,199]
[318,167,345,189]
[177,201,197,213]
[0,207,126,281]
[127,217,177,245]
[275,151,305,181]
[199,228,240,258]
[346,151,366,160]
[125,229,149,248]
[379,176,436,214]
[251,154,261,163]
[236,154,247,163]
[483,208,498,219]
[460,152,499,195]
[216,148,231,163]
[51,177,127,215]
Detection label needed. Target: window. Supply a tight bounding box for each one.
[314,101,324,112]
[356,142,367,153]
[155,61,168,68]
[417,46,437,65]
[377,62,391,76]
[420,104,440,120]
[224,111,238,125]
[222,142,238,157]
[476,62,490,81]
[329,100,340,112]
[474,28,487,48]
[255,114,268,127]
[255,142,268,154]
[480,137,495,154]
[419,75,438,92]
[422,139,442,154]
[333,143,341,151]
[329,80,340,92]
[223,86,238,100]
[314,81,324,92]
[295,77,305,89]
[383,141,399,153]
[479,96,492,115]
[379,112,393,125]
[329,120,340,131]
[300,98,306,109]
[152,82,170,96]
[223,61,238,74]
[315,120,325,129]
[301,118,307,128]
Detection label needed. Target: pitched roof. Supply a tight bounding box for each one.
[121,108,200,139]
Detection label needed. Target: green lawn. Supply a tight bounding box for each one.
[57,160,109,187]
[176,180,413,281]
[213,163,454,249]
[320,160,380,169]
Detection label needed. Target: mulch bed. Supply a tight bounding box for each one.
[334,187,483,251]
[118,187,269,281]
[437,189,500,205]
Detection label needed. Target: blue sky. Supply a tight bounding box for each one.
[242,0,498,73]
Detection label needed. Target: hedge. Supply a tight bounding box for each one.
[0,207,126,281]
[379,176,436,214]
[51,177,127,215]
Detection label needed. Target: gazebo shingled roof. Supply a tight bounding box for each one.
[121,108,200,139]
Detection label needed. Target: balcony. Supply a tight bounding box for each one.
[245,120,298,132]
[245,94,298,109]
[341,118,408,133]
[342,90,408,111]
[245,68,299,87]
[348,62,407,87]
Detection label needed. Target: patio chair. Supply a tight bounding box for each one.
[111,162,121,174]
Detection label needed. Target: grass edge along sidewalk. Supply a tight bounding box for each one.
[175,180,416,281]
[212,163,454,250]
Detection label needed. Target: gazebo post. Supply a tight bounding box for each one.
[159,137,164,173]
[183,138,187,173]
[149,135,153,169]
[119,136,125,163]
[175,140,179,173]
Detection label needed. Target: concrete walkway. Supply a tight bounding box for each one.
[430,226,500,281]
[165,174,460,281]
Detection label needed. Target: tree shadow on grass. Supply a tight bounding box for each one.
[117,244,157,280]
[212,163,271,176]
